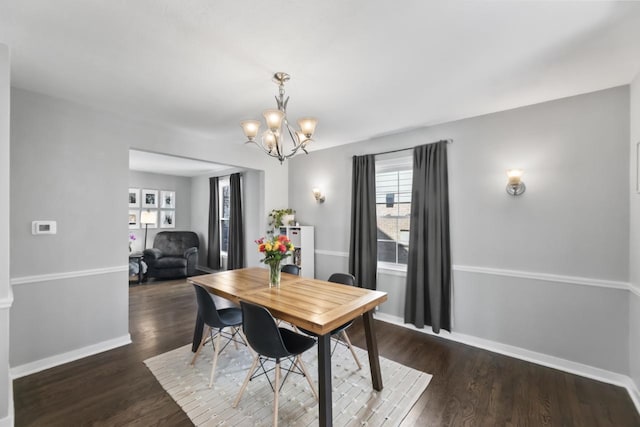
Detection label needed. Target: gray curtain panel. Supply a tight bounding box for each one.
[348,154,378,290]
[404,141,451,333]
[207,176,221,270]
[227,173,244,270]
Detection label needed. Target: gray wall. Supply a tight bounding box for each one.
[0,43,11,426]
[128,170,192,252]
[9,87,288,372]
[630,71,640,392]
[289,86,631,375]
[10,89,130,367]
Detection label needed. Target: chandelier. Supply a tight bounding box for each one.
[240,72,318,164]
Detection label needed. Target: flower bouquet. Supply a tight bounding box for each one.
[129,233,136,252]
[255,234,295,287]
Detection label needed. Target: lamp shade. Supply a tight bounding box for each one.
[298,117,317,137]
[141,210,156,225]
[240,120,261,140]
[263,109,285,132]
[507,169,523,185]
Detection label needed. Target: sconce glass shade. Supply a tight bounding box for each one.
[298,117,318,138]
[312,188,325,203]
[507,169,523,185]
[240,120,261,140]
[506,169,525,196]
[263,109,285,132]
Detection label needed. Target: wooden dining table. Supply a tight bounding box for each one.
[188,267,388,427]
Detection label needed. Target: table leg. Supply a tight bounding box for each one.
[363,309,383,391]
[192,313,204,352]
[318,333,332,427]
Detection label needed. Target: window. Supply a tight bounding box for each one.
[220,179,230,254]
[375,156,412,266]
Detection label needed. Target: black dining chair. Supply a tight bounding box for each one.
[191,284,247,388]
[299,272,362,370]
[281,264,301,275]
[233,301,317,427]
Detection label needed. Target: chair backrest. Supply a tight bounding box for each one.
[240,301,291,359]
[192,284,225,328]
[327,272,356,287]
[281,264,301,275]
[154,231,199,256]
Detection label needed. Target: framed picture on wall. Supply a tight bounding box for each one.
[161,190,175,209]
[142,189,158,208]
[128,209,140,229]
[160,210,175,228]
[129,188,140,208]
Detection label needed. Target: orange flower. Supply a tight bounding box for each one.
[258,243,266,252]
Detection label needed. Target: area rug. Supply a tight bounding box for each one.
[144,340,431,426]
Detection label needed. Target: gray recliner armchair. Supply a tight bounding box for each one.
[143,231,199,279]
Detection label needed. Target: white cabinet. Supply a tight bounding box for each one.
[279,226,314,278]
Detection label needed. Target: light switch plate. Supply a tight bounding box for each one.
[32,220,57,235]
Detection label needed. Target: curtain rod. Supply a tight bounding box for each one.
[373,139,453,157]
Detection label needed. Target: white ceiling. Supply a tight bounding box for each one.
[2,1,640,153]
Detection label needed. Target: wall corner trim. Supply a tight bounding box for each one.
[0,374,14,427]
[374,312,640,416]
[10,334,132,379]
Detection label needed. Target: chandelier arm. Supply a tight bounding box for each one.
[248,139,284,160]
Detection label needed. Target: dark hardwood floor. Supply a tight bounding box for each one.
[13,279,640,426]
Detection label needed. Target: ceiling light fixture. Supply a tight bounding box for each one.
[241,72,318,164]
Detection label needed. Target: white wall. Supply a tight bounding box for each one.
[0,43,13,427]
[128,170,193,252]
[9,88,287,375]
[629,71,640,398]
[289,86,631,375]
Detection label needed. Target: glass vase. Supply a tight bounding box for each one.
[268,260,281,287]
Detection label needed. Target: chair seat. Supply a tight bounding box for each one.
[154,257,187,269]
[279,328,316,355]
[217,307,243,327]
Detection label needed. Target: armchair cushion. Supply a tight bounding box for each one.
[144,231,200,279]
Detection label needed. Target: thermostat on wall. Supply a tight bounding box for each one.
[32,220,57,235]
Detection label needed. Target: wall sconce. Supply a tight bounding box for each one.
[506,169,526,196]
[312,188,326,203]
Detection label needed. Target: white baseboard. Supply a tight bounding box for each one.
[10,334,131,379]
[374,312,640,415]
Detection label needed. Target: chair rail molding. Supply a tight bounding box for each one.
[453,265,630,291]
[0,286,12,309]
[314,249,349,258]
[10,265,128,286]
[312,251,632,293]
